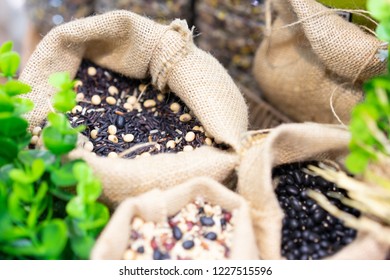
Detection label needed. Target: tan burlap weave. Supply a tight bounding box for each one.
[237,123,389,259]
[19,10,248,208]
[253,0,387,124]
[91,177,259,259]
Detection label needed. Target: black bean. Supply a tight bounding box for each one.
[300,244,312,255]
[204,232,218,240]
[300,254,309,260]
[137,246,145,254]
[287,209,297,218]
[300,190,308,200]
[286,185,299,196]
[320,240,330,248]
[116,115,125,129]
[220,218,227,227]
[172,226,182,241]
[318,249,328,258]
[153,249,164,260]
[200,216,215,227]
[289,197,301,211]
[285,175,294,185]
[293,171,303,184]
[182,240,195,250]
[275,161,359,260]
[288,219,299,229]
[313,209,326,223]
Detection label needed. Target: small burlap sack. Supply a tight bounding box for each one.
[20,10,248,208]
[237,123,389,259]
[253,0,387,124]
[90,177,259,260]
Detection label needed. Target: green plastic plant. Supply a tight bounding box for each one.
[345,0,390,175]
[0,41,109,260]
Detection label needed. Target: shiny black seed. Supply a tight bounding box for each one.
[137,246,145,254]
[172,226,182,240]
[289,197,301,211]
[300,254,309,260]
[293,171,303,184]
[313,209,326,223]
[204,232,217,240]
[285,175,294,185]
[153,249,164,260]
[287,209,297,218]
[286,185,299,196]
[318,249,328,258]
[320,240,330,248]
[182,240,195,250]
[200,216,215,227]
[116,115,125,128]
[289,219,299,229]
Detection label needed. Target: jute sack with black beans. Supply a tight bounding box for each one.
[237,123,389,259]
[90,177,259,260]
[253,0,387,124]
[20,10,248,208]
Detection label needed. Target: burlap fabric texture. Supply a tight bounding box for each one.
[90,177,259,259]
[253,0,387,124]
[237,123,389,259]
[20,10,248,208]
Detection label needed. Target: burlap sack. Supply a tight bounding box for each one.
[90,177,259,259]
[20,10,248,208]
[237,123,389,259]
[253,0,387,124]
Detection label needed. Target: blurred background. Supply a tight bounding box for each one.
[0,0,28,53]
[0,0,265,92]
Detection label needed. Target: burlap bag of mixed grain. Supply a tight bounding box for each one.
[237,123,389,259]
[20,10,248,208]
[253,0,387,124]
[90,177,259,259]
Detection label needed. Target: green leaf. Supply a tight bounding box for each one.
[0,41,13,54]
[42,126,77,155]
[78,179,102,203]
[7,192,27,222]
[12,182,34,202]
[48,72,74,90]
[345,150,371,174]
[18,150,56,168]
[376,24,390,42]
[0,137,18,164]
[69,235,95,260]
[80,203,109,233]
[0,93,14,112]
[52,89,76,113]
[4,80,31,96]
[9,159,45,185]
[367,0,390,21]
[27,182,49,227]
[72,162,93,182]
[0,51,20,77]
[51,161,78,187]
[38,219,68,259]
[12,97,34,115]
[66,196,86,219]
[0,114,28,137]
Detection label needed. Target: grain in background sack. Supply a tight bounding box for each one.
[253,0,387,124]
[20,10,248,208]
[195,0,265,91]
[91,177,259,260]
[237,123,388,259]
